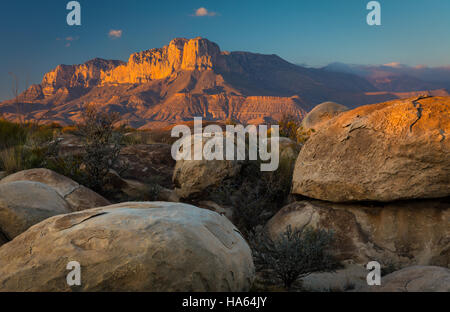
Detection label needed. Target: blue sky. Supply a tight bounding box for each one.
[1,0,450,101]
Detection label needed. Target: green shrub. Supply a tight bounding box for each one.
[277,113,315,144]
[0,147,22,173]
[0,119,27,149]
[43,152,86,184]
[0,144,48,174]
[278,113,301,141]
[249,225,338,290]
[296,125,315,144]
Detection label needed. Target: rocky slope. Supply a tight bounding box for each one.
[0,37,395,128]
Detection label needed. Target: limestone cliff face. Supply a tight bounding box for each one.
[104,38,222,84]
[40,38,224,92]
[41,58,125,95]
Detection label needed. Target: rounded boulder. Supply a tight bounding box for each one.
[0,201,255,291]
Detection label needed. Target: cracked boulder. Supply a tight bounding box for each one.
[0,202,255,291]
[292,96,450,202]
[0,181,71,245]
[365,266,450,292]
[266,200,449,268]
[0,168,110,211]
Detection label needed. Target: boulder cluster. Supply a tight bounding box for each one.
[283,97,449,269]
[268,97,449,291]
[0,96,448,292]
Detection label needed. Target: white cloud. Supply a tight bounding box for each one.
[59,36,79,47]
[108,29,123,39]
[194,7,216,17]
[65,36,79,41]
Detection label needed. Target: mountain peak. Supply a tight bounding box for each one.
[1,37,387,128]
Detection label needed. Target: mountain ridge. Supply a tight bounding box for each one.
[1,37,440,129]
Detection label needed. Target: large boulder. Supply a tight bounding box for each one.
[117,143,176,189]
[292,96,450,202]
[173,133,243,199]
[265,136,300,161]
[301,101,348,130]
[0,181,71,243]
[301,263,368,292]
[0,202,255,292]
[266,200,450,268]
[366,266,450,292]
[0,168,110,211]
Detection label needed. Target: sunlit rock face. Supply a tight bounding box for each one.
[292,96,450,202]
[104,37,222,84]
[41,58,126,95]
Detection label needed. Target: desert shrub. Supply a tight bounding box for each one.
[278,113,301,141]
[0,144,49,174]
[0,121,58,173]
[44,152,86,183]
[250,226,338,290]
[75,106,125,192]
[0,147,22,173]
[0,119,27,149]
[278,113,316,144]
[296,125,315,144]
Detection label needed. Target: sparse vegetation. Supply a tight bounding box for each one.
[72,106,125,192]
[0,106,127,195]
[208,156,295,236]
[0,119,27,149]
[277,113,314,144]
[278,113,301,141]
[0,120,60,173]
[296,125,315,144]
[249,225,338,290]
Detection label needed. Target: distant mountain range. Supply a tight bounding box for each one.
[323,62,450,93]
[1,37,448,128]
